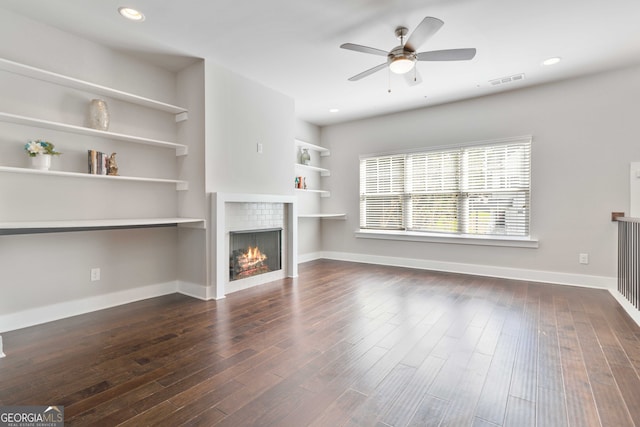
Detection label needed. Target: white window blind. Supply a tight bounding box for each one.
[360,137,531,237]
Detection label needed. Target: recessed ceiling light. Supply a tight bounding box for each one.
[118,7,145,21]
[329,108,340,113]
[542,57,561,66]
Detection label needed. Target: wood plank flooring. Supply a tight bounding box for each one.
[1,259,640,426]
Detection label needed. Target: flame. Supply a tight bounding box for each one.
[237,246,267,269]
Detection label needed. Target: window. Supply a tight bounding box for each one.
[359,137,531,238]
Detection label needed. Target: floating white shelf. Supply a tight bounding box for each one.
[295,163,330,176]
[295,188,330,197]
[295,139,330,157]
[0,112,188,156]
[298,213,346,219]
[0,166,188,190]
[0,57,187,115]
[0,218,205,233]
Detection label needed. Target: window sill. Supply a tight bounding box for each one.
[354,229,539,248]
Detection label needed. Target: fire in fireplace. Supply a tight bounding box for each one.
[229,228,282,281]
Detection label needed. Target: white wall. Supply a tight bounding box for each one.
[0,9,186,332]
[318,65,640,285]
[177,60,208,293]
[203,61,296,294]
[204,61,295,195]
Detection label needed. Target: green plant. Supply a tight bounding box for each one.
[24,140,62,157]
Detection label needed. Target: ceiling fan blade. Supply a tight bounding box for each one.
[404,17,444,52]
[417,48,477,61]
[404,69,423,86]
[348,63,388,81]
[340,43,388,57]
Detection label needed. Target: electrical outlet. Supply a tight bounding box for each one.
[90,267,101,281]
[579,253,589,265]
[257,143,263,153]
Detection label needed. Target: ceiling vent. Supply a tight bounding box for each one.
[489,73,525,86]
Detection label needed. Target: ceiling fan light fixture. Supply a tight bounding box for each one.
[118,7,145,21]
[389,56,415,74]
[542,57,561,66]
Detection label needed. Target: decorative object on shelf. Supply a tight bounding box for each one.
[300,148,311,165]
[24,139,61,171]
[106,153,119,176]
[88,98,110,131]
[294,176,307,189]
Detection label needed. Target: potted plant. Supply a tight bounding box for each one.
[24,139,62,171]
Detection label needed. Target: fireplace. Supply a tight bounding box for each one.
[229,228,282,281]
[211,192,297,300]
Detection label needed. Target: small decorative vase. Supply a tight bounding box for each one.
[88,99,110,131]
[300,148,311,165]
[30,154,52,171]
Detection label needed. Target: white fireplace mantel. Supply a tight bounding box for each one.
[211,192,298,299]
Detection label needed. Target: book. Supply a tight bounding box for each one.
[88,150,108,175]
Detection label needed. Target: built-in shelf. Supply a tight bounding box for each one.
[295,139,330,157]
[298,213,346,219]
[0,112,188,155]
[0,166,188,190]
[295,188,330,197]
[0,217,205,235]
[0,57,187,115]
[295,163,330,176]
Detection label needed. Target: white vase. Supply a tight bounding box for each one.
[88,99,110,131]
[30,154,52,171]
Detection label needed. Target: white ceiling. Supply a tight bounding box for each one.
[3,0,640,126]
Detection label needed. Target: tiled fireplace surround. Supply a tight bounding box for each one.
[212,193,298,299]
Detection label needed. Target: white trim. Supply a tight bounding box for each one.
[0,336,5,358]
[177,281,215,301]
[212,192,298,299]
[359,134,532,159]
[355,229,538,248]
[319,251,616,289]
[298,251,324,264]
[0,281,177,334]
[226,270,287,295]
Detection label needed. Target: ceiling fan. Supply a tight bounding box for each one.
[340,16,476,85]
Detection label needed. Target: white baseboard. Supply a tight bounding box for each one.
[319,251,616,289]
[0,281,178,334]
[177,281,215,301]
[298,251,324,264]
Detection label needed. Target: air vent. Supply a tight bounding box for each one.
[489,73,525,86]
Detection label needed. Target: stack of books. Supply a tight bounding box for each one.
[88,150,108,175]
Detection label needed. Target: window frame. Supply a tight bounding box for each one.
[358,136,536,247]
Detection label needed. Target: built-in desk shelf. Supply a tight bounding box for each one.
[0,57,187,115]
[0,112,188,155]
[298,213,346,219]
[0,166,188,190]
[0,218,205,235]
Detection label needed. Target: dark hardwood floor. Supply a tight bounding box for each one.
[1,259,640,426]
